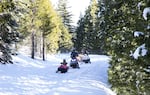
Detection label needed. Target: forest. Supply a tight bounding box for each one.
[0,0,150,95]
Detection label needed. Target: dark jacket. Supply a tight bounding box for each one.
[71,51,78,59]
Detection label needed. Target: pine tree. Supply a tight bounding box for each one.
[0,0,19,63]
[36,0,73,54]
[25,0,39,59]
[36,0,54,60]
[88,0,100,53]
[104,0,150,94]
[95,0,108,54]
[58,22,73,53]
[57,0,73,33]
[74,14,86,51]
[75,0,99,53]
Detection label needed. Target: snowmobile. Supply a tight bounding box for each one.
[56,62,69,73]
[79,54,91,63]
[70,58,80,68]
[56,67,68,73]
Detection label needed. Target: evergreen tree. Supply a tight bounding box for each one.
[22,0,39,59]
[57,0,73,33]
[88,0,100,53]
[103,0,150,94]
[58,22,73,53]
[16,0,72,57]
[75,0,99,53]
[36,0,73,54]
[95,0,108,54]
[74,14,86,51]
[36,0,54,60]
[0,0,19,63]
[83,3,95,51]
[74,8,91,52]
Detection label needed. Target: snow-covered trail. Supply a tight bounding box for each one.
[0,54,115,95]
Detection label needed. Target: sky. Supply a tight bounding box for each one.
[0,52,116,95]
[50,0,91,26]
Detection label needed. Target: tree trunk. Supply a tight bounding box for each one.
[39,32,42,58]
[30,1,36,59]
[42,32,45,61]
[31,32,35,59]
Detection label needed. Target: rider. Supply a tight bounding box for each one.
[56,59,69,73]
[70,49,78,59]
[81,49,89,55]
[70,49,80,68]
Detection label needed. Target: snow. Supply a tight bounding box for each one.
[143,7,150,20]
[134,31,144,37]
[132,44,147,59]
[0,53,116,95]
[137,2,142,10]
[132,32,148,59]
[147,25,150,30]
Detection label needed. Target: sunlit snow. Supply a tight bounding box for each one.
[0,53,116,95]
